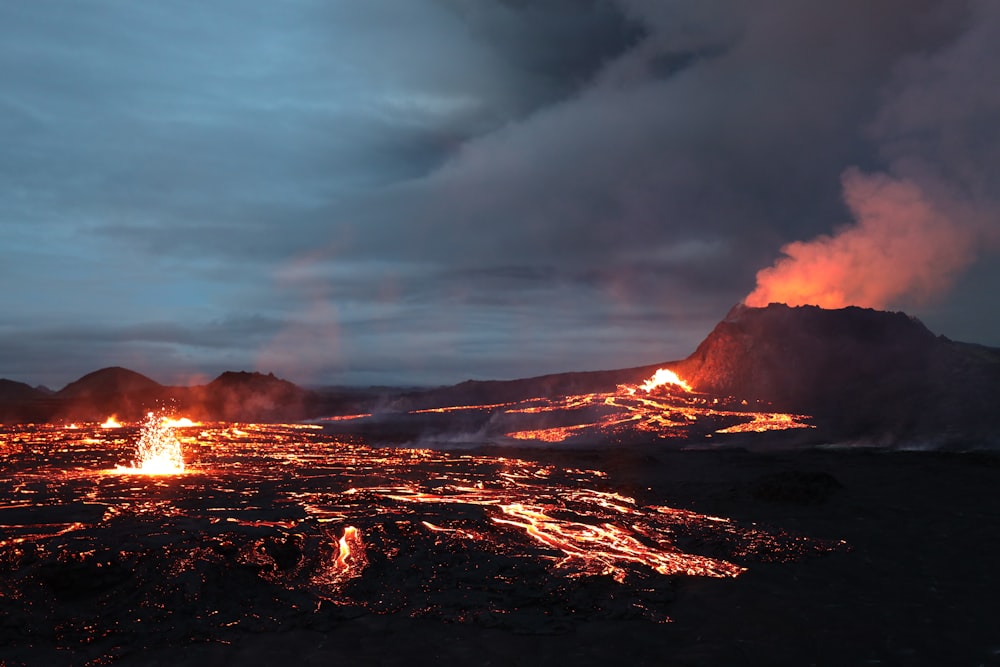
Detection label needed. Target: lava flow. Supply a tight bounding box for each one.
[0,420,844,651]
[463,367,815,444]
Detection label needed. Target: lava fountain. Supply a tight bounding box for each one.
[113,412,187,475]
[637,367,693,393]
[101,415,123,429]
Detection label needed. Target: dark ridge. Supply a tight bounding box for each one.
[52,367,167,422]
[0,379,46,403]
[207,371,298,391]
[189,371,314,422]
[3,305,1000,443]
[391,363,670,412]
[57,367,162,398]
[673,303,1000,442]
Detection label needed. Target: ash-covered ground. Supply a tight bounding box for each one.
[1,421,999,666]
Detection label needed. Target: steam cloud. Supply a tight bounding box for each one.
[746,0,1000,311]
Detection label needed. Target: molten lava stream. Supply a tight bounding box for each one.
[310,525,368,595]
[491,502,744,581]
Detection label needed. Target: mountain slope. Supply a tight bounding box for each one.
[57,367,163,398]
[0,379,46,402]
[673,303,1000,442]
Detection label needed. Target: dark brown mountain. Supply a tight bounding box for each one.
[182,371,314,422]
[53,367,168,421]
[672,303,1000,443]
[390,364,665,412]
[56,366,162,399]
[0,379,57,423]
[0,379,46,402]
[3,305,999,445]
[390,303,1000,446]
[0,368,320,423]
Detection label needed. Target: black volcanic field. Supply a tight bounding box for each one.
[2,304,1000,666]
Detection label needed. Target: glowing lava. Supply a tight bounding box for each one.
[161,416,200,428]
[638,368,693,393]
[487,367,812,444]
[0,420,846,640]
[114,412,186,475]
[100,415,123,429]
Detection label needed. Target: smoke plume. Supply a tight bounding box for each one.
[746,0,1000,311]
[745,169,979,309]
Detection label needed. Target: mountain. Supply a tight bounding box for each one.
[0,379,46,402]
[0,379,60,423]
[390,364,666,412]
[0,367,320,423]
[57,366,162,399]
[673,303,1000,443]
[185,371,314,421]
[3,305,999,445]
[387,303,1000,446]
[53,367,167,420]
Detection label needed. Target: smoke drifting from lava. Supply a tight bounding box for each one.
[745,169,979,309]
[746,0,1000,312]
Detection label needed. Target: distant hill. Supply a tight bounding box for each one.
[0,367,322,424]
[0,379,46,403]
[185,371,314,421]
[3,305,1000,446]
[52,367,167,421]
[57,366,163,399]
[390,364,667,412]
[0,379,59,423]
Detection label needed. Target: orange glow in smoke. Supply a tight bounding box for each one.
[744,169,977,309]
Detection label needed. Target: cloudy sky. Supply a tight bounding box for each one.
[2,0,998,389]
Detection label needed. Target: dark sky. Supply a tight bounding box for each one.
[2,0,999,389]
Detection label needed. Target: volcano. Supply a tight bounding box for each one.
[1,304,998,447]
[381,303,1000,447]
[673,303,1000,444]
[2,307,1000,666]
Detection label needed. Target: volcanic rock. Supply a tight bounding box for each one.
[0,379,59,423]
[57,366,163,399]
[189,371,313,421]
[749,470,843,505]
[0,379,46,402]
[54,366,167,421]
[674,303,1000,444]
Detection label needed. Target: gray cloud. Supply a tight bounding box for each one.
[1,0,997,389]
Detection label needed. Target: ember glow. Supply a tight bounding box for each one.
[0,420,843,649]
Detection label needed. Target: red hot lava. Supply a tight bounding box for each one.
[0,420,843,649]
